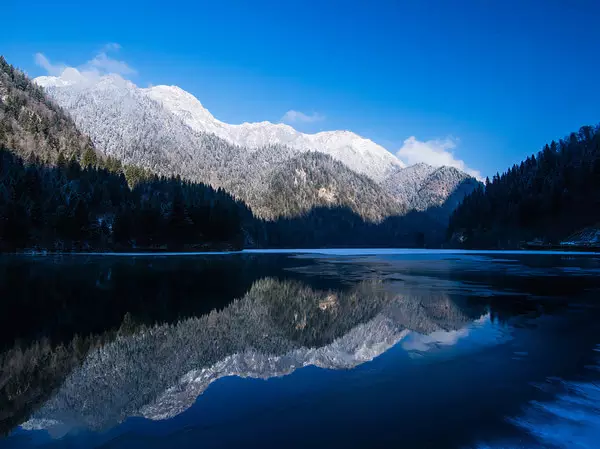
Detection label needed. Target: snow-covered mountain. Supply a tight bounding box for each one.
[35,71,405,221]
[36,72,404,182]
[35,70,477,221]
[143,85,405,182]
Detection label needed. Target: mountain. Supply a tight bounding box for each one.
[35,70,475,223]
[448,124,600,248]
[141,84,480,215]
[143,85,479,217]
[36,72,404,183]
[35,71,405,221]
[0,58,255,252]
[143,84,405,182]
[381,163,480,223]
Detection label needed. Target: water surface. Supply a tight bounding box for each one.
[1,251,599,448]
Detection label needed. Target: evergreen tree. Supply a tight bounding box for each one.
[448,124,600,248]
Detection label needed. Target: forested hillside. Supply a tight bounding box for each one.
[259,152,405,222]
[448,125,600,248]
[0,145,442,252]
[0,148,253,252]
[0,57,254,252]
[0,56,99,164]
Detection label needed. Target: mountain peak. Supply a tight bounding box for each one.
[141,83,405,180]
[143,84,217,130]
[145,84,206,106]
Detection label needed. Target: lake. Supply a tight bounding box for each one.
[1,250,599,448]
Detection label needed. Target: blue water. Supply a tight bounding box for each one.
[1,251,599,448]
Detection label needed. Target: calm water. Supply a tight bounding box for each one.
[1,250,599,448]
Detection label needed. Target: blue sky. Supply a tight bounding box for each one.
[3,0,600,178]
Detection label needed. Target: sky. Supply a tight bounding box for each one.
[2,0,600,178]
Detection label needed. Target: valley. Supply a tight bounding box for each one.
[0,56,480,252]
[2,54,599,253]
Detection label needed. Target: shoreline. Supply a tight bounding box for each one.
[4,248,600,257]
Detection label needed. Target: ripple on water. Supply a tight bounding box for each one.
[474,345,600,449]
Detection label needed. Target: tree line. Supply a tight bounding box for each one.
[0,147,440,252]
[448,124,600,247]
[0,147,253,251]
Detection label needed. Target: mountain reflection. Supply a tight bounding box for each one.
[4,276,486,434]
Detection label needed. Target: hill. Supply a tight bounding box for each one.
[0,56,97,163]
[448,124,600,248]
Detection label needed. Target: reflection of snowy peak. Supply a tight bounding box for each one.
[27,279,477,430]
[141,314,410,421]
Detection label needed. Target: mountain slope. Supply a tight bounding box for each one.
[0,57,96,162]
[35,69,477,224]
[259,152,405,221]
[448,124,600,248]
[37,71,234,181]
[0,58,254,252]
[382,164,480,218]
[35,71,405,221]
[143,84,405,182]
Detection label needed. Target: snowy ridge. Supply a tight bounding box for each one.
[36,73,404,182]
[143,84,405,182]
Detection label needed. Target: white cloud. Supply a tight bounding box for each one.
[396,136,482,180]
[86,51,136,76]
[34,53,65,76]
[281,110,325,124]
[34,43,136,79]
